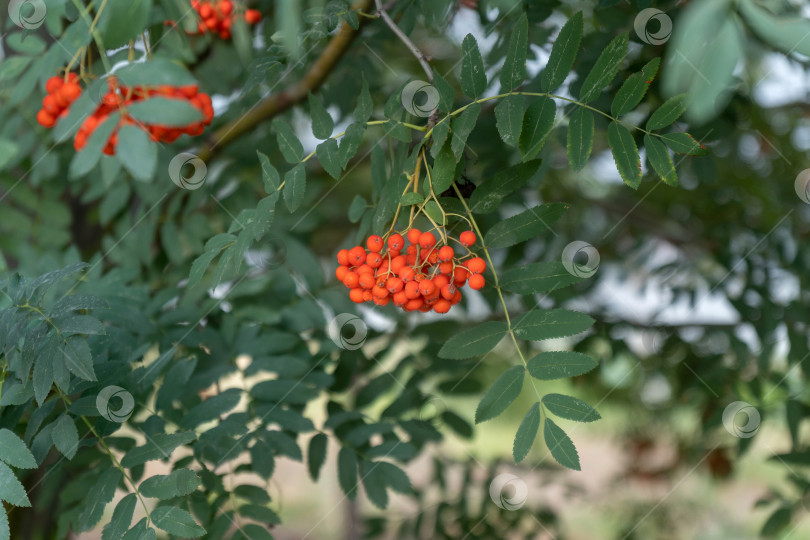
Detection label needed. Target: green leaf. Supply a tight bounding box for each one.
[141,469,201,499]
[121,432,197,468]
[519,97,557,160]
[513,403,541,463]
[151,506,205,537]
[450,103,481,159]
[181,388,242,429]
[566,107,594,171]
[0,462,30,507]
[460,34,487,98]
[441,411,473,438]
[644,135,678,186]
[307,433,328,481]
[69,113,120,180]
[0,429,37,469]
[317,139,342,179]
[355,75,373,122]
[430,121,451,158]
[611,58,660,117]
[283,163,306,212]
[512,309,594,341]
[484,203,568,249]
[542,393,601,422]
[646,94,688,130]
[578,32,629,103]
[348,194,367,223]
[236,524,274,540]
[494,95,524,147]
[432,69,455,112]
[543,419,580,470]
[475,366,525,423]
[469,160,540,214]
[61,336,96,381]
[98,0,153,49]
[527,351,598,380]
[0,139,19,172]
[102,494,137,540]
[114,59,197,87]
[607,122,642,189]
[660,132,707,155]
[400,192,424,206]
[500,261,583,295]
[273,118,304,163]
[540,12,583,92]
[126,98,203,128]
[121,519,155,540]
[431,144,456,194]
[500,13,528,91]
[423,200,445,226]
[337,447,358,500]
[739,0,810,57]
[438,321,508,359]
[0,505,9,540]
[760,506,793,537]
[257,151,280,192]
[250,440,276,480]
[377,461,413,494]
[78,468,121,531]
[52,414,79,459]
[359,460,388,509]
[308,92,334,139]
[338,122,365,168]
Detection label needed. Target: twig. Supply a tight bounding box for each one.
[374,0,433,84]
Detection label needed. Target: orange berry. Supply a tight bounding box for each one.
[37,109,56,128]
[453,266,469,283]
[219,29,231,39]
[407,228,422,244]
[419,279,436,297]
[439,262,453,274]
[244,9,262,24]
[60,82,81,103]
[451,290,463,304]
[219,0,233,15]
[372,285,389,299]
[406,244,417,255]
[42,95,60,115]
[460,231,476,247]
[419,231,436,249]
[388,249,401,258]
[388,233,405,251]
[427,251,439,264]
[366,252,383,268]
[336,266,349,281]
[350,288,365,303]
[467,257,486,274]
[438,246,454,261]
[362,290,373,302]
[433,274,449,290]
[337,249,350,266]
[366,235,384,253]
[390,255,407,274]
[199,3,213,17]
[441,283,456,300]
[359,273,375,290]
[469,273,485,290]
[45,76,63,94]
[342,272,360,289]
[386,277,404,293]
[398,266,415,282]
[404,281,421,299]
[348,246,366,266]
[404,298,424,311]
[392,291,408,307]
[356,264,374,275]
[433,299,452,314]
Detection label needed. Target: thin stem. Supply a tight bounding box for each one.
[69,0,112,73]
[373,0,433,83]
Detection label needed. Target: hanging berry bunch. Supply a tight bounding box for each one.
[335,228,486,314]
[36,74,82,128]
[190,0,261,40]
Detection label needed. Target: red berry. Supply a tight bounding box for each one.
[359,273,375,290]
[348,246,366,266]
[199,3,213,18]
[350,288,365,303]
[404,298,424,311]
[60,82,82,104]
[388,233,405,251]
[37,109,56,128]
[469,273,485,290]
[407,228,422,244]
[441,283,456,300]
[45,76,63,94]
[366,252,383,268]
[372,285,389,299]
[366,235,384,253]
[337,249,349,266]
[343,272,359,289]
[433,299,452,313]
[419,231,436,249]
[42,95,60,115]
[393,291,408,307]
[219,0,233,16]
[336,266,349,281]
[418,279,436,297]
[386,277,404,293]
[438,246,454,261]
[390,256,407,274]
[404,281,421,299]
[439,262,453,275]
[460,231,476,247]
[244,9,262,24]
[467,257,486,274]
[433,274,449,290]
[398,266,416,282]
[453,266,469,284]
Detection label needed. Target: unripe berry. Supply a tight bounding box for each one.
[468,273,485,290]
[388,233,405,251]
[407,228,422,245]
[460,231,476,247]
[419,231,436,249]
[438,246,454,261]
[467,257,486,274]
[366,235,383,252]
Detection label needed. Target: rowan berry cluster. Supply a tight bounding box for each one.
[335,229,486,314]
[73,77,214,154]
[36,74,81,128]
[190,0,261,39]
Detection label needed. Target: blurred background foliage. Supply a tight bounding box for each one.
[1,0,810,538]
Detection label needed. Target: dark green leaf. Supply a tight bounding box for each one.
[460,34,487,98]
[544,419,580,470]
[431,144,456,194]
[566,107,594,171]
[273,119,304,163]
[475,366,525,424]
[513,403,541,463]
[116,126,156,182]
[151,506,205,537]
[646,94,688,130]
[359,460,388,509]
[77,468,121,531]
[644,135,677,186]
[0,429,37,469]
[121,432,197,468]
[500,261,583,294]
[469,160,540,214]
[540,12,583,92]
[494,95,524,147]
[52,414,79,459]
[257,151,280,192]
[500,14,528,91]
[309,92,334,139]
[337,447,358,500]
[283,163,306,212]
[484,203,568,249]
[102,494,137,540]
[98,0,153,49]
[141,469,200,499]
[432,69,455,112]
[307,433,328,481]
[578,32,629,103]
[527,351,598,380]
[760,506,793,537]
[660,132,707,155]
[317,139,342,179]
[542,393,601,422]
[400,193,424,206]
[450,103,481,160]
[438,322,508,359]
[607,122,642,189]
[339,123,366,168]
[126,98,203,127]
[0,462,30,507]
[512,309,594,341]
[611,58,660,117]
[348,195,367,223]
[519,97,557,160]
[355,75,373,122]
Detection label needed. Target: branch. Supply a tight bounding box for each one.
[196,0,375,162]
[374,0,433,83]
